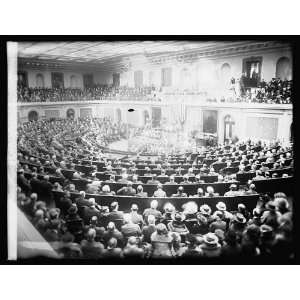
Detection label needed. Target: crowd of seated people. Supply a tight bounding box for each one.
[221,78,292,104]
[254,78,292,104]
[18,183,293,260]
[16,116,294,260]
[17,117,293,193]
[17,84,161,103]
[17,117,129,153]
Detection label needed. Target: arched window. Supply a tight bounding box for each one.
[116,108,122,123]
[276,57,292,80]
[224,115,235,142]
[66,108,75,119]
[28,110,38,122]
[36,73,44,88]
[220,63,231,82]
[70,75,78,88]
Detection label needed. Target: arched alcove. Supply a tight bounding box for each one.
[28,110,38,122]
[66,108,75,119]
[220,63,231,83]
[276,57,292,80]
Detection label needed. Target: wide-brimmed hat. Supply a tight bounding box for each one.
[199,204,212,216]
[203,232,219,246]
[216,202,226,211]
[68,204,78,215]
[234,213,246,224]
[172,212,186,222]
[164,202,175,213]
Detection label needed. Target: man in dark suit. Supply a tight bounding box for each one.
[39,175,53,204]
[17,169,31,195]
[146,174,160,185]
[171,186,188,197]
[117,174,129,184]
[157,169,169,182]
[30,172,41,194]
[82,198,102,224]
[108,202,124,227]
[143,200,162,222]
[132,175,143,184]
[144,167,152,176]
[103,222,124,248]
[136,185,148,197]
[75,191,92,208]
[165,175,177,185]
[141,215,157,243]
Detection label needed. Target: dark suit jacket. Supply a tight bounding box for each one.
[39,180,53,201]
[18,174,31,194]
[82,206,102,223]
[30,178,41,194]
[108,211,124,223]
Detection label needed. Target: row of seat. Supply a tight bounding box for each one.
[19,158,292,184]
[23,167,294,197]
[52,190,260,213]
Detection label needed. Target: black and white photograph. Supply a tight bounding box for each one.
[5,38,295,263]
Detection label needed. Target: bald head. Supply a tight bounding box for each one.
[150,200,158,209]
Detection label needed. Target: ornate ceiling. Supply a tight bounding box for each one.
[18,40,291,72]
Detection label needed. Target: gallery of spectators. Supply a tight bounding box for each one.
[14,40,294,263]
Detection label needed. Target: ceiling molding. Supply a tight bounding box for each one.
[18,41,292,73]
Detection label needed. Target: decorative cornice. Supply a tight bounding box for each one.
[18,41,291,72]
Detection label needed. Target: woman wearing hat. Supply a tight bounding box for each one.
[167,212,189,242]
[261,201,281,229]
[228,213,247,242]
[213,202,233,224]
[199,232,222,257]
[150,223,180,258]
[198,204,213,222]
[161,203,175,226]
